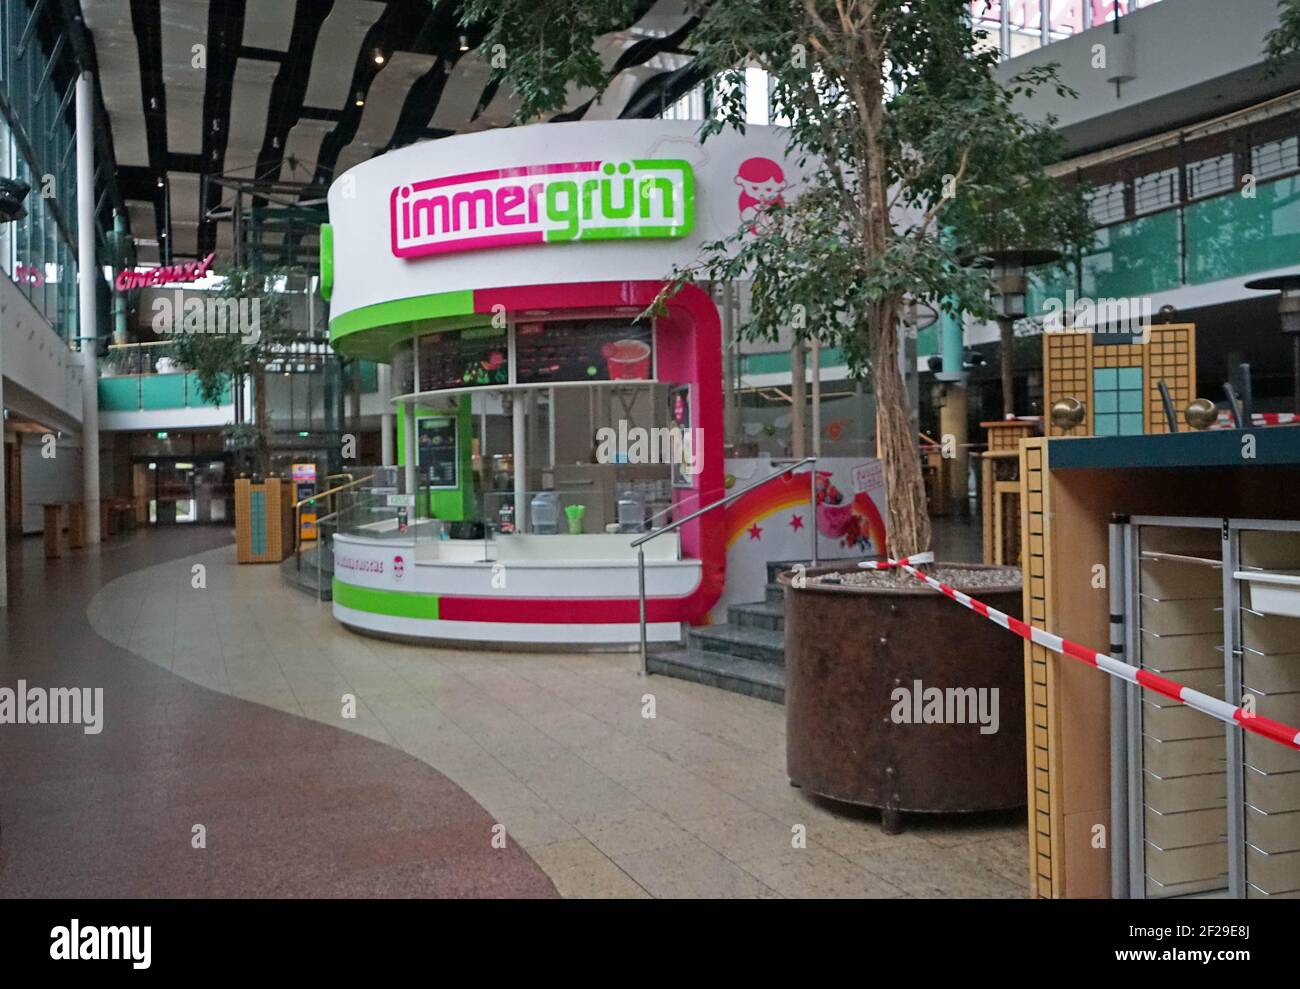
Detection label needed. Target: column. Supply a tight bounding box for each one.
[512,392,527,532]
[790,340,806,457]
[378,363,395,465]
[77,72,101,543]
[402,400,417,498]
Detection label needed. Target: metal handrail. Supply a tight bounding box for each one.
[635,456,817,675]
[295,473,374,571]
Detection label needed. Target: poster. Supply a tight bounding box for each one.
[668,384,694,489]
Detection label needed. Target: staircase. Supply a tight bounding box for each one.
[647,562,793,703]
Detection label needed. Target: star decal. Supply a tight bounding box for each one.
[747,523,763,540]
[789,514,804,531]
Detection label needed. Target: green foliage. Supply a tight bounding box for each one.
[460,0,647,119]
[169,265,293,406]
[456,0,1094,553]
[468,0,1091,366]
[1265,0,1300,73]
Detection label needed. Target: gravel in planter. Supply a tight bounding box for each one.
[812,564,1022,591]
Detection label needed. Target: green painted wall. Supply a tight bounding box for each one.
[98,373,232,412]
[396,395,475,522]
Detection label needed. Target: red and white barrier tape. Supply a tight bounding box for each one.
[1252,412,1298,426]
[859,552,1300,751]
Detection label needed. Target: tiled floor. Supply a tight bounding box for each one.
[0,528,557,898]
[80,531,1030,899]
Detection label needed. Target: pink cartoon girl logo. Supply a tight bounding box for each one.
[735,157,787,233]
[393,555,405,581]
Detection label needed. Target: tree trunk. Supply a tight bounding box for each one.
[870,299,931,559]
[999,317,1015,419]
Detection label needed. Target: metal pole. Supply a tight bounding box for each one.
[1108,515,1129,898]
[77,72,101,544]
[637,546,648,675]
[809,459,818,567]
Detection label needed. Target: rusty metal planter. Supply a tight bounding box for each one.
[780,563,1025,829]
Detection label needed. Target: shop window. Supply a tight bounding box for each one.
[1186,153,1235,200]
[1250,136,1299,182]
[1093,366,1144,436]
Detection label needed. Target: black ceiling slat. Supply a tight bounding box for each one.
[128,0,169,257]
[312,0,438,186]
[618,61,712,120]
[196,0,246,256]
[253,0,335,188]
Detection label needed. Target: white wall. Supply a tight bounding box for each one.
[995,0,1293,150]
[18,432,84,534]
[1,274,84,431]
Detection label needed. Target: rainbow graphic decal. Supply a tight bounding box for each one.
[721,469,886,556]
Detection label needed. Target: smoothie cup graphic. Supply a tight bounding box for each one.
[605,338,651,380]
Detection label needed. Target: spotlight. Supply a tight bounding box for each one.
[459,35,470,52]
[373,50,386,65]
[0,177,31,223]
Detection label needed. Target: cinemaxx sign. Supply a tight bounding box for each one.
[389,158,694,259]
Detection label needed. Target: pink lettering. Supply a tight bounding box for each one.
[496,185,525,225]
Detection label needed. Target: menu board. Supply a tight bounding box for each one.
[418,325,508,392]
[417,417,459,489]
[515,318,653,385]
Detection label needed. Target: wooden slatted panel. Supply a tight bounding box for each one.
[1043,333,1091,437]
[1145,324,1197,434]
[1021,438,1059,897]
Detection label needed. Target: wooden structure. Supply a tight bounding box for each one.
[1042,324,1196,439]
[1017,429,1300,898]
[234,476,295,564]
[980,420,1037,566]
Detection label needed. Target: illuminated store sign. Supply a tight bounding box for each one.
[390,159,694,259]
[115,252,216,291]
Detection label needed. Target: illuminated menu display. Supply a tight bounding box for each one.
[515,318,653,386]
[417,417,459,489]
[418,325,508,391]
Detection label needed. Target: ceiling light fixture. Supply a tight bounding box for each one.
[373,50,386,65]
[459,35,469,51]
[354,91,365,108]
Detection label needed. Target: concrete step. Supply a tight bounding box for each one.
[688,623,785,665]
[646,648,784,704]
[766,559,809,584]
[765,581,785,605]
[728,599,784,633]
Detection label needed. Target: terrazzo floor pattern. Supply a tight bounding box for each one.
[80,533,1030,899]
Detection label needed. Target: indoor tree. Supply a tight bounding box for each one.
[170,264,291,474]
[460,0,1091,558]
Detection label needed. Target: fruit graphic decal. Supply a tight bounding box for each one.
[814,470,882,552]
